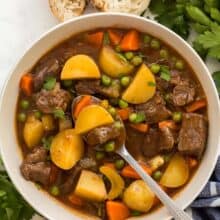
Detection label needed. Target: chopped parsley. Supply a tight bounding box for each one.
[43,76,56,91]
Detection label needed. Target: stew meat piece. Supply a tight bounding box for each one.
[135,93,171,123]
[85,124,121,146]
[178,113,207,158]
[159,127,175,151]
[35,83,71,113]
[20,147,51,186]
[172,80,195,106]
[33,58,61,91]
[75,80,121,98]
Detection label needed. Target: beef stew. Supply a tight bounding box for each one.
[16,28,208,219]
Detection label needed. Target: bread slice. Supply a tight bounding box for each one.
[49,0,86,21]
[91,0,151,15]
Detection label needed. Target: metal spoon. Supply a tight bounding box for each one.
[72,95,192,220]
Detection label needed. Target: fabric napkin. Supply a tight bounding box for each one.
[187,156,220,220]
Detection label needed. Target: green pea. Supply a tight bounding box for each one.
[134,112,146,123]
[50,186,60,196]
[104,141,115,152]
[17,113,26,122]
[20,100,30,110]
[101,75,112,86]
[131,210,142,216]
[153,171,162,181]
[115,159,125,170]
[129,113,137,123]
[120,76,131,87]
[118,99,128,108]
[160,49,169,59]
[96,151,105,160]
[143,35,151,44]
[62,80,73,88]
[115,45,121,52]
[34,110,42,119]
[124,52,134,60]
[131,56,143,66]
[150,39,160,49]
[175,60,185,70]
[114,121,123,129]
[172,112,182,122]
[108,107,116,116]
[150,64,160,74]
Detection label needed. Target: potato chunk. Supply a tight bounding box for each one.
[123,180,155,212]
[122,64,156,104]
[23,115,44,148]
[74,170,107,202]
[160,153,189,188]
[50,129,84,170]
[99,46,134,77]
[75,105,114,134]
[61,55,100,80]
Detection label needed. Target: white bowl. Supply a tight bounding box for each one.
[0,13,220,220]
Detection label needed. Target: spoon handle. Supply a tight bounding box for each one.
[118,147,192,220]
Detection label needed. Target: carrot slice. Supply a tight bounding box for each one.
[104,163,115,170]
[121,163,152,179]
[108,29,122,45]
[86,31,104,47]
[120,30,140,51]
[68,193,84,207]
[186,99,207,113]
[20,73,33,96]
[73,95,92,118]
[186,157,198,169]
[117,108,131,120]
[158,120,178,130]
[130,123,149,133]
[106,201,130,220]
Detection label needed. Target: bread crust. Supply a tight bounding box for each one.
[49,0,86,21]
[91,0,150,15]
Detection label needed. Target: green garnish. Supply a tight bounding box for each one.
[42,136,54,150]
[53,109,65,119]
[103,32,110,45]
[148,81,156,87]
[43,76,56,91]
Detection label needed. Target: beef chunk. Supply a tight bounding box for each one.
[159,127,175,151]
[75,80,99,95]
[20,147,51,186]
[33,58,61,91]
[141,128,159,157]
[136,93,171,123]
[59,166,82,194]
[172,80,195,106]
[85,124,121,145]
[178,113,207,158]
[75,80,120,98]
[24,147,47,164]
[36,83,71,113]
[125,125,146,159]
[21,162,51,186]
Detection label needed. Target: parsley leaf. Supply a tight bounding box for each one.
[53,109,65,119]
[43,76,56,91]
[42,136,54,150]
[0,164,35,220]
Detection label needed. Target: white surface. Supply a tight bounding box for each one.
[0,1,58,90]
[1,13,220,220]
